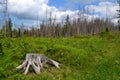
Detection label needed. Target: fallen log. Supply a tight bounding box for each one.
[16,53,60,74]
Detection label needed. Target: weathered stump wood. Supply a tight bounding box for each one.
[16,53,60,74]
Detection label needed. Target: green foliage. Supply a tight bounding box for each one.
[117,0,120,30]
[99,31,115,40]
[63,15,71,37]
[0,43,3,55]
[0,33,120,80]
[119,26,120,31]
[105,27,109,32]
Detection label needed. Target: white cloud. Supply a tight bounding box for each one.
[8,0,50,20]
[86,2,118,18]
[6,0,78,24]
[66,0,109,4]
[111,18,118,25]
[85,1,119,24]
[0,0,118,26]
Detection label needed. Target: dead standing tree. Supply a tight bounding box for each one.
[0,0,8,37]
[16,54,60,75]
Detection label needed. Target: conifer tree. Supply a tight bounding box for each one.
[117,0,120,31]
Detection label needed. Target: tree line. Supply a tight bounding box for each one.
[0,2,120,38]
[0,16,118,38]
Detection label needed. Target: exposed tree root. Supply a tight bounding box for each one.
[16,53,60,74]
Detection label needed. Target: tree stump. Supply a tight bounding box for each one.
[16,53,60,74]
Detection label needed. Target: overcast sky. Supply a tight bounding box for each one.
[0,0,118,28]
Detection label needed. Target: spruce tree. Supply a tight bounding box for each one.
[117,0,120,31]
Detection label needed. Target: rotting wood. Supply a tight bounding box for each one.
[16,53,60,74]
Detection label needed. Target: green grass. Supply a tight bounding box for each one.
[0,32,120,80]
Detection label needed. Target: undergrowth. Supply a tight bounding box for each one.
[0,33,120,80]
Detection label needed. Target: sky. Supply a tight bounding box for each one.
[0,0,119,28]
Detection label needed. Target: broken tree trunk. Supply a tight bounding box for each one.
[16,53,60,74]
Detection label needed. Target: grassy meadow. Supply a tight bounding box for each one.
[0,32,120,80]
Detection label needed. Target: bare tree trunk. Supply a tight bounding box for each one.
[16,54,60,74]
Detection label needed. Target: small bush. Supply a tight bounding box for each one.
[105,27,109,32]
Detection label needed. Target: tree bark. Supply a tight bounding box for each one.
[16,53,60,74]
